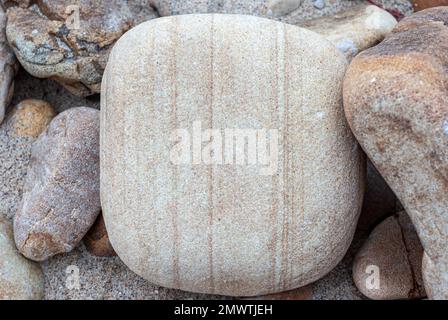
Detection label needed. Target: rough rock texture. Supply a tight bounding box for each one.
[151,0,366,24]
[267,0,303,17]
[300,4,397,60]
[343,7,448,299]
[412,0,448,11]
[101,14,365,296]
[356,159,398,234]
[14,107,100,261]
[0,5,18,123]
[0,98,55,219]
[4,0,158,97]
[83,213,116,257]
[0,218,44,300]
[353,211,425,299]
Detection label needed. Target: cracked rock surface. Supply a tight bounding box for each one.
[14,107,101,261]
[3,0,158,97]
[0,5,18,123]
[353,211,425,300]
[344,7,448,299]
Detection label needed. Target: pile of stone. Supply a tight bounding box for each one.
[0,0,446,300]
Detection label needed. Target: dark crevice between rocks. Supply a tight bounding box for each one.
[394,214,423,299]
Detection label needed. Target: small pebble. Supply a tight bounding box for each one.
[14,107,101,261]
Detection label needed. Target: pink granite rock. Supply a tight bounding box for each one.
[14,107,100,261]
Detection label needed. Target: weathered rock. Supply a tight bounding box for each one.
[356,159,398,235]
[83,213,116,257]
[0,5,18,123]
[4,0,158,97]
[0,99,55,219]
[353,211,425,300]
[300,4,397,60]
[343,7,448,299]
[14,107,100,261]
[412,0,448,11]
[151,0,366,24]
[101,14,365,296]
[0,218,44,300]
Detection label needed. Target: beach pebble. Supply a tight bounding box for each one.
[14,107,100,261]
[0,99,55,220]
[101,14,364,296]
[353,211,425,300]
[4,0,158,96]
[0,6,18,123]
[344,7,448,299]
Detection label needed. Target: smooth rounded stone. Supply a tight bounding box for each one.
[83,213,116,257]
[243,285,313,300]
[0,5,18,124]
[4,0,158,97]
[102,14,365,296]
[0,99,55,220]
[300,4,397,61]
[14,107,100,261]
[353,211,425,300]
[0,218,44,300]
[151,0,366,24]
[412,0,448,11]
[343,7,448,299]
[356,159,398,235]
[7,99,55,138]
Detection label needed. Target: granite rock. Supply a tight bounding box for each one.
[14,107,100,261]
[0,217,44,300]
[0,99,55,220]
[101,14,364,296]
[4,0,158,97]
[0,5,18,123]
[83,213,116,257]
[353,211,425,300]
[151,0,365,24]
[344,7,448,299]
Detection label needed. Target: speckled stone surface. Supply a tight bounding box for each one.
[2,0,416,300]
[300,4,397,61]
[0,5,18,124]
[0,217,44,299]
[344,7,448,299]
[3,0,158,96]
[101,14,364,296]
[0,97,55,220]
